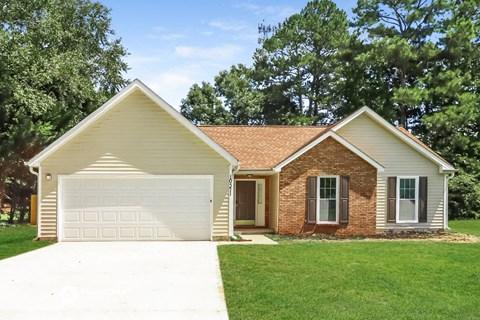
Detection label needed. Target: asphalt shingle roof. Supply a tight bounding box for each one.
[198,126,329,170]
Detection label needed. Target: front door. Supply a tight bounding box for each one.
[235,181,256,225]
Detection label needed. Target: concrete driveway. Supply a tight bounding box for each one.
[0,242,228,320]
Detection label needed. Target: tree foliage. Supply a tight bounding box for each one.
[180,81,232,125]
[0,0,128,222]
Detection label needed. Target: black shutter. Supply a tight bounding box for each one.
[306,177,317,224]
[419,177,428,222]
[387,177,397,223]
[339,176,350,223]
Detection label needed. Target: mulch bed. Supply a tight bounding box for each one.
[267,231,480,243]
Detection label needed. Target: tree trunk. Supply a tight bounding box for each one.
[398,68,408,128]
[399,105,407,128]
[8,204,16,224]
[19,209,26,223]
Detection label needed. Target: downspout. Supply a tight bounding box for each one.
[28,165,41,239]
[444,172,455,229]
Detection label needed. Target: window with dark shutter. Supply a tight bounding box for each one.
[418,177,428,222]
[339,176,349,223]
[306,176,317,223]
[387,177,397,222]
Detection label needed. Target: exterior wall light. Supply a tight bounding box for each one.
[46,173,52,180]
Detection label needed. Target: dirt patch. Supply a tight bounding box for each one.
[267,231,480,243]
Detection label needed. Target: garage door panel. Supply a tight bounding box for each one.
[139,211,154,222]
[83,228,99,239]
[138,227,154,238]
[83,211,99,222]
[60,176,212,241]
[119,228,135,238]
[64,228,80,239]
[101,228,117,238]
[120,211,135,222]
[102,211,117,222]
[65,211,80,222]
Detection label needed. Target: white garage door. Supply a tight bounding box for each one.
[59,176,212,241]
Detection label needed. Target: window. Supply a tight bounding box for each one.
[318,176,339,223]
[396,177,419,223]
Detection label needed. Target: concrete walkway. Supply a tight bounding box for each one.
[0,242,228,320]
[219,234,278,245]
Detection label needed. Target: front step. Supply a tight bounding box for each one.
[234,228,275,235]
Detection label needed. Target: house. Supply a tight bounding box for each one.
[27,79,456,241]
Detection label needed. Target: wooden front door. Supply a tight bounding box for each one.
[235,181,256,225]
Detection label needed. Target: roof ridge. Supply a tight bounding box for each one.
[197,125,329,128]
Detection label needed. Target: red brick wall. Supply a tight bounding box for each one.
[278,137,377,235]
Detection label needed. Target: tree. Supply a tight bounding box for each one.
[180,82,232,125]
[352,0,447,128]
[254,0,349,124]
[0,0,128,222]
[214,64,264,124]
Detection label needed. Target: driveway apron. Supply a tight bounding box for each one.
[0,242,228,320]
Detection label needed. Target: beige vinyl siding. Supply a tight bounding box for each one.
[336,114,445,230]
[39,89,231,238]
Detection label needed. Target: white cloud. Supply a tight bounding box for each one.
[148,72,196,105]
[201,31,214,36]
[208,19,247,31]
[147,33,188,41]
[126,54,164,66]
[145,65,211,109]
[236,3,296,18]
[174,44,243,61]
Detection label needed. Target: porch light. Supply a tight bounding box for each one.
[247,174,253,178]
[46,173,52,180]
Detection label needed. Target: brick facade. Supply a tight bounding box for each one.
[278,137,377,235]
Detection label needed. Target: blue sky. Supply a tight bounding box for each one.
[101,0,357,108]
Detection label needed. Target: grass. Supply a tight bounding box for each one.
[219,242,480,320]
[449,219,480,237]
[0,224,52,260]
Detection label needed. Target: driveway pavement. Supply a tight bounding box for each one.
[0,242,228,320]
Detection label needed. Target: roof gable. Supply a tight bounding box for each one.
[332,107,456,172]
[273,131,384,172]
[27,79,238,167]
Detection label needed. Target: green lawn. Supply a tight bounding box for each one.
[219,242,480,320]
[0,225,52,260]
[449,219,480,237]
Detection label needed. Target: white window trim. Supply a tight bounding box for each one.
[317,176,340,224]
[396,176,419,223]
